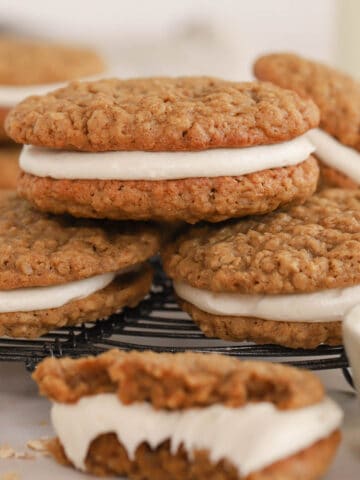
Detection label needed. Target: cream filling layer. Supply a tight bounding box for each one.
[19,134,315,181]
[51,394,342,475]
[343,305,360,392]
[0,271,117,313]
[174,281,360,322]
[307,128,360,184]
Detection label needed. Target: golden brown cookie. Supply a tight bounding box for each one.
[254,53,360,150]
[33,350,341,480]
[0,146,20,189]
[0,267,152,338]
[254,52,360,188]
[17,157,319,223]
[7,77,320,222]
[34,350,324,408]
[48,431,341,480]
[163,188,360,347]
[318,161,358,189]
[180,299,342,349]
[6,78,319,151]
[0,192,159,289]
[0,192,159,337]
[0,36,104,86]
[0,36,105,144]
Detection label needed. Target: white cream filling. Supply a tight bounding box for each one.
[19,134,315,181]
[308,128,360,184]
[51,393,342,475]
[174,281,360,323]
[343,305,360,392]
[0,271,117,313]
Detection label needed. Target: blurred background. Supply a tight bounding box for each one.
[0,0,359,79]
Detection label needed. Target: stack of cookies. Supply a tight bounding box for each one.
[0,36,105,189]
[4,66,360,350]
[255,52,360,189]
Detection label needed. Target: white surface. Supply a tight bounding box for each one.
[0,362,359,479]
[308,129,360,184]
[20,135,314,180]
[174,280,360,323]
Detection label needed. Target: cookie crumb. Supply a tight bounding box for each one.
[14,452,35,460]
[0,445,15,459]
[26,438,49,453]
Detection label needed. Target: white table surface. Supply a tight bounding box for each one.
[0,362,359,480]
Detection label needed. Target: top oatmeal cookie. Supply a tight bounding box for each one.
[33,349,323,409]
[163,189,360,294]
[0,36,105,86]
[5,77,319,151]
[0,191,160,289]
[254,52,360,151]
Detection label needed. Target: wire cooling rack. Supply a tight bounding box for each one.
[0,261,352,386]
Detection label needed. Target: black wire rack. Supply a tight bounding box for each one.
[0,261,353,386]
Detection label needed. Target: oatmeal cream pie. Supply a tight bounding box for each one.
[6,77,320,223]
[162,188,360,348]
[254,52,360,189]
[0,192,159,338]
[33,350,342,480]
[0,36,105,143]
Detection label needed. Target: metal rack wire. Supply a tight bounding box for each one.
[0,262,352,386]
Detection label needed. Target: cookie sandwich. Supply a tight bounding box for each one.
[254,52,360,189]
[163,188,360,348]
[0,146,20,189]
[33,350,342,480]
[6,77,320,223]
[0,192,159,338]
[0,36,105,143]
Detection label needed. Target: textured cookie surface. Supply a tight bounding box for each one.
[33,349,324,409]
[180,299,342,349]
[17,157,319,223]
[0,192,160,289]
[0,267,152,338]
[0,146,20,188]
[254,53,360,151]
[49,430,340,480]
[5,77,319,151]
[318,161,358,189]
[0,36,104,85]
[163,188,360,294]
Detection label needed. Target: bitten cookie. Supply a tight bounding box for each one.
[0,192,159,338]
[0,146,20,189]
[33,350,342,480]
[162,188,360,348]
[0,36,105,143]
[254,52,360,189]
[7,77,320,223]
